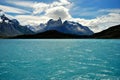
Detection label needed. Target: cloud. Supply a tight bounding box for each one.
[15,15,50,26]
[71,12,120,32]
[45,6,71,20]
[5,0,34,8]
[0,5,30,14]
[98,9,120,14]
[52,0,71,8]
[33,2,49,15]
[15,6,72,26]
[13,0,72,26]
[32,0,71,15]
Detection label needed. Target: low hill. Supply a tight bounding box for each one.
[92,25,120,39]
[12,30,89,39]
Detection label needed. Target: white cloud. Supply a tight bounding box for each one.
[71,12,120,32]
[52,0,71,8]
[15,15,50,26]
[92,13,120,32]
[99,9,120,14]
[32,0,71,15]
[0,5,30,14]
[6,0,34,8]
[59,0,70,3]
[45,6,71,20]
[33,2,49,15]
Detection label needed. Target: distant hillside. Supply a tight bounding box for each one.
[92,25,120,39]
[12,30,89,39]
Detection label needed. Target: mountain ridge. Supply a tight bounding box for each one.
[11,24,120,39]
[0,14,93,37]
[37,18,94,35]
[0,14,120,39]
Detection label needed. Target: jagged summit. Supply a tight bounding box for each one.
[58,20,94,35]
[38,18,94,35]
[47,17,62,28]
[0,14,34,37]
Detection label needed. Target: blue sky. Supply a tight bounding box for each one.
[0,0,120,32]
[70,0,120,18]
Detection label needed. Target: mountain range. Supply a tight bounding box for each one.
[0,14,120,39]
[12,25,120,39]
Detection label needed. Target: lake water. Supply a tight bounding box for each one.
[0,39,120,80]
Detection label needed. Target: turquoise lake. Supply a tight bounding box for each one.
[0,39,120,80]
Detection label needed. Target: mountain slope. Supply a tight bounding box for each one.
[0,15,34,37]
[0,22,34,37]
[58,21,93,35]
[92,25,120,38]
[0,22,22,36]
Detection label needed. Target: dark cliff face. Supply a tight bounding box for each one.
[0,14,34,37]
[0,22,34,37]
[92,25,120,39]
